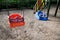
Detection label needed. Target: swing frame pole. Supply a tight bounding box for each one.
[54,0,59,17]
[47,0,51,18]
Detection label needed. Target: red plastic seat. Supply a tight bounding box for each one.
[8,13,25,28]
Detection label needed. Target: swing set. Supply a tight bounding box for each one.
[33,0,48,21]
[6,0,25,28]
[2,0,59,28]
[33,0,59,21]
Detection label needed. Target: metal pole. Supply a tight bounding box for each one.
[47,0,51,18]
[54,0,59,17]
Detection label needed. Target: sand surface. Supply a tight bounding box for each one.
[0,8,60,40]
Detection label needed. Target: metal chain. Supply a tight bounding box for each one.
[6,0,9,16]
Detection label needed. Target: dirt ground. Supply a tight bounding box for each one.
[0,7,60,40]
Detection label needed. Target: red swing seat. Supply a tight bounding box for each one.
[8,13,25,28]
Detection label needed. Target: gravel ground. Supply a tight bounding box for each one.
[0,8,60,40]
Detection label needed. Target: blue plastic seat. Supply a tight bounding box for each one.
[35,10,48,21]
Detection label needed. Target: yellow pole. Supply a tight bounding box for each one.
[33,0,44,12]
[42,0,44,8]
[36,0,38,11]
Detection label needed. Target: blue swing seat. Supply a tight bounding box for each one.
[35,10,48,21]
